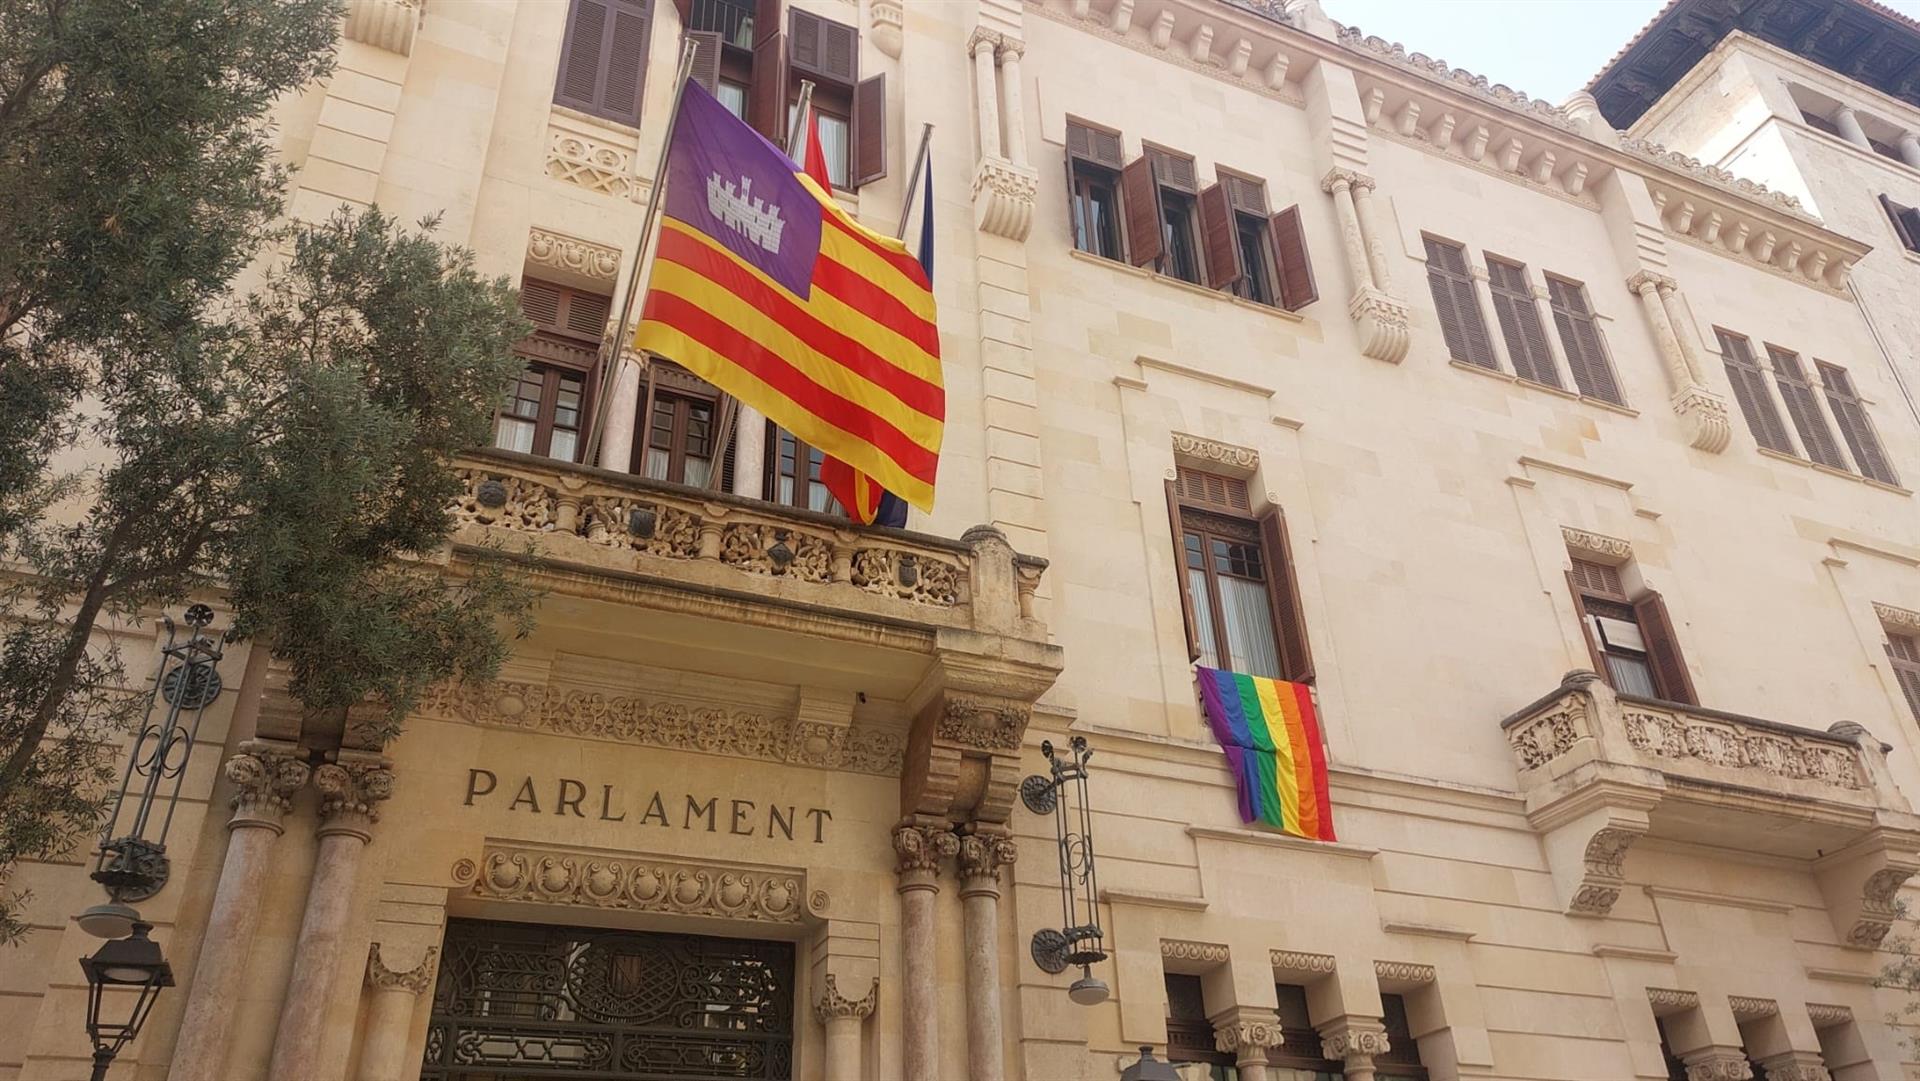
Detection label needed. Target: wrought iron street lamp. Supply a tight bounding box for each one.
[77,604,227,939]
[79,920,174,1081]
[1020,735,1110,1005]
[1119,1045,1183,1081]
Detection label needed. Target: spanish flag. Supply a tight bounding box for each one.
[634,80,942,512]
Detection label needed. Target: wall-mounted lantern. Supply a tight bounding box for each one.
[1020,735,1109,1005]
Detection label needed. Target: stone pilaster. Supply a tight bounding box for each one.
[1320,1016,1392,1081]
[958,831,1018,1081]
[816,973,879,1081]
[1213,1007,1285,1081]
[359,943,438,1081]
[895,823,960,1081]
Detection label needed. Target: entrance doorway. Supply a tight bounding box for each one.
[421,919,795,1080]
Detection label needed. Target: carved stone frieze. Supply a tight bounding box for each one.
[527,227,620,283]
[1172,433,1259,472]
[1508,693,1590,769]
[1727,996,1777,1019]
[973,156,1039,241]
[936,694,1029,750]
[1334,24,1576,131]
[849,546,964,606]
[1805,1003,1853,1028]
[1215,1017,1285,1055]
[453,843,811,923]
[721,523,833,582]
[1618,137,1807,217]
[1161,939,1228,964]
[1622,707,1865,790]
[1566,824,1643,918]
[1875,602,1920,634]
[1320,1020,1391,1061]
[815,973,878,1023]
[1681,1051,1754,1081]
[225,741,311,827]
[1560,527,1631,562]
[1373,960,1435,984]
[1845,865,1915,947]
[1646,987,1699,1015]
[893,823,961,877]
[547,120,644,201]
[365,943,438,995]
[1269,949,1337,974]
[1754,1057,1830,1081]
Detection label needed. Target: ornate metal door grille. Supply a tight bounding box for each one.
[422,919,794,1081]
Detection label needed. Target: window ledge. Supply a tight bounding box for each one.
[1756,446,1911,495]
[1447,359,1639,416]
[550,103,643,139]
[1065,248,1306,323]
[1902,248,1920,267]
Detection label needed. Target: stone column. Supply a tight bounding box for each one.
[970,30,1002,160]
[894,823,959,1081]
[597,354,643,473]
[1321,171,1375,296]
[1213,1008,1284,1081]
[1832,106,1871,150]
[168,741,311,1080]
[358,943,438,1081]
[958,832,1018,1081]
[1653,280,1705,385]
[266,754,395,1080]
[1627,271,1690,394]
[1898,132,1920,170]
[815,973,878,1081]
[997,41,1028,167]
[1320,1017,1391,1081]
[731,406,766,499]
[1348,176,1395,294]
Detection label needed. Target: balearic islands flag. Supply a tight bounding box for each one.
[633,80,943,511]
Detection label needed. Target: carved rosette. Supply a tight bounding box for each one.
[1681,1051,1754,1081]
[1373,960,1436,985]
[1172,433,1259,471]
[937,694,1029,751]
[1671,384,1732,454]
[1215,1016,1285,1057]
[312,758,395,838]
[1806,1003,1852,1028]
[972,156,1039,241]
[815,973,879,1024]
[1646,988,1699,1015]
[1269,949,1337,974]
[455,844,808,923]
[225,744,311,829]
[1162,940,1229,964]
[1320,1020,1391,1064]
[1560,527,1631,562]
[893,824,960,884]
[365,943,438,996]
[527,227,620,284]
[1348,288,1411,363]
[1568,825,1643,918]
[957,832,1018,896]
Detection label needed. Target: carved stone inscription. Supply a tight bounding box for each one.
[463,768,833,844]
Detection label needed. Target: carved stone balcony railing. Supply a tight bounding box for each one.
[1502,670,1920,946]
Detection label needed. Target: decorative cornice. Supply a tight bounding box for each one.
[1618,136,1808,219]
[1269,949,1337,974]
[1334,23,1576,131]
[1171,432,1259,471]
[1806,1003,1854,1028]
[893,823,960,878]
[1373,960,1436,984]
[1561,527,1631,562]
[1026,1,1306,108]
[365,943,438,995]
[1320,1019,1390,1061]
[815,973,878,1023]
[547,113,646,202]
[225,742,310,830]
[1875,602,1920,634]
[936,694,1028,751]
[1161,939,1230,964]
[1727,995,1777,1019]
[870,0,902,59]
[527,227,620,283]
[452,842,815,923]
[1646,987,1699,1015]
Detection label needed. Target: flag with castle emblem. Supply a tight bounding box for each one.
[633,80,944,511]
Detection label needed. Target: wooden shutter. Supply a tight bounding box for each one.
[790,8,856,83]
[1715,330,1794,453]
[600,0,653,124]
[556,0,613,113]
[1547,276,1623,404]
[1122,156,1164,268]
[1199,182,1243,289]
[1486,258,1559,387]
[1174,466,1251,513]
[1632,591,1697,705]
[1888,636,1920,721]
[1066,121,1124,169]
[520,278,564,327]
[1884,193,1918,251]
[851,73,886,187]
[1767,347,1845,468]
[1819,361,1899,485]
[1166,480,1200,662]
[1223,172,1268,215]
[1259,506,1315,684]
[1147,147,1198,194]
[1271,205,1318,311]
[1904,207,1920,252]
[747,29,787,140]
[522,278,611,342]
[1422,237,1492,367]
[1564,570,1610,677]
[688,29,723,92]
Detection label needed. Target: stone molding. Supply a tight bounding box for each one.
[451,842,817,924]
[343,0,421,55]
[1334,24,1575,132]
[1030,1,1307,108]
[1161,939,1230,964]
[1171,432,1260,472]
[1348,287,1411,364]
[1681,1050,1755,1080]
[527,227,620,284]
[1319,1017,1390,1061]
[1646,988,1699,1016]
[1727,996,1777,1019]
[1875,602,1920,634]
[365,942,437,995]
[1626,270,1680,295]
[1672,384,1734,455]
[225,741,311,830]
[870,0,902,57]
[1753,1055,1829,1081]
[1806,1003,1853,1028]
[1319,167,1375,194]
[815,973,878,1023]
[547,114,645,202]
[893,823,960,878]
[967,25,1004,57]
[1843,864,1916,948]
[1560,527,1631,562]
[972,156,1038,241]
[1269,949,1337,974]
[1373,960,1436,984]
[957,832,1018,894]
[1618,136,1807,218]
[937,694,1029,750]
[1621,707,1865,790]
[1214,1012,1285,1055]
[313,754,394,837]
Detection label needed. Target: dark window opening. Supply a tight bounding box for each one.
[1485,256,1560,388]
[1378,993,1430,1081]
[767,425,842,515]
[1888,632,1920,723]
[1272,983,1344,1074]
[1072,165,1125,261]
[1882,194,1920,254]
[1233,212,1277,306]
[1715,329,1794,454]
[1165,974,1232,1075]
[1567,557,1697,705]
[1168,467,1312,682]
[1160,189,1202,285]
[1546,275,1624,404]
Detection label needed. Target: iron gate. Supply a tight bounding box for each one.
[421,919,794,1081]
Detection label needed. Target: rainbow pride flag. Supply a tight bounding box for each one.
[1195,667,1336,841]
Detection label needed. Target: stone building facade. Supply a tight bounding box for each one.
[6,0,1920,1079]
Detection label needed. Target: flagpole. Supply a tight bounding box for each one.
[583,37,699,471]
[895,122,934,241]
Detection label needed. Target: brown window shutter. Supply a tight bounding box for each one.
[1270,204,1318,311]
[1884,194,1918,250]
[1174,466,1250,513]
[1564,571,1609,677]
[1165,480,1200,663]
[520,278,564,328]
[1422,237,1492,367]
[1632,591,1697,705]
[1819,361,1899,485]
[1888,638,1920,721]
[1147,148,1197,194]
[790,9,855,83]
[600,0,653,125]
[851,73,887,187]
[1258,506,1314,684]
[1122,156,1164,268]
[1547,277,1622,404]
[1767,347,1846,468]
[1223,173,1268,215]
[747,29,787,141]
[562,289,612,339]
[1715,330,1794,454]
[1486,259,1559,387]
[688,29,723,92]
[1198,182,1243,290]
[555,0,614,113]
[788,8,822,75]
[1067,122,1124,170]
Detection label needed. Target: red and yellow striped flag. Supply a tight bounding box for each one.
[633,81,942,511]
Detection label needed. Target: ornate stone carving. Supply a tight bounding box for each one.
[958,833,1018,890]
[1584,828,1638,879]
[1560,527,1631,562]
[547,121,644,201]
[582,495,701,559]
[893,824,960,876]
[1334,24,1577,131]
[313,758,394,831]
[1215,1018,1284,1055]
[454,843,807,923]
[365,943,437,995]
[973,157,1039,241]
[815,973,878,1023]
[1875,603,1920,634]
[721,523,832,582]
[1348,288,1411,363]
[1646,988,1699,1014]
[1172,433,1259,471]
[1846,866,1915,947]
[1754,1058,1830,1081]
[1321,1022,1391,1061]
[1806,1003,1852,1028]
[1618,137,1807,217]
[1566,824,1644,918]
[1672,384,1733,454]
[418,678,907,777]
[1727,996,1777,1019]
[869,0,903,57]
[1269,949,1337,974]
[1373,960,1436,984]
[1681,1052,1754,1081]
[225,743,311,826]
[850,546,964,606]
[1508,695,1589,769]
[1622,707,1866,790]
[1161,939,1229,964]
[527,227,620,283]
[343,0,421,55]
[936,695,1028,750]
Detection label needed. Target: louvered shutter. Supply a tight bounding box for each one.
[1166,480,1200,662]
[520,278,564,327]
[1819,362,1899,485]
[1632,591,1697,705]
[1175,466,1251,513]
[1547,277,1623,404]
[1271,205,1318,311]
[1259,506,1315,684]
[688,29,723,92]
[601,0,653,124]
[1565,571,1610,677]
[1904,207,1920,252]
[1199,182,1243,289]
[1067,122,1124,169]
[1224,173,1268,215]
[1122,156,1164,268]
[1487,259,1559,387]
[563,290,612,340]
[747,29,787,141]
[1148,147,1198,194]
[556,0,614,113]
[1884,194,1918,250]
[1422,238,1492,367]
[1888,637,1920,721]
[1766,347,1846,468]
[790,9,856,83]
[1715,330,1794,453]
[851,73,887,187]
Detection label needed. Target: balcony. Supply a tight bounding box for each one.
[1502,670,1920,945]
[441,449,1062,823]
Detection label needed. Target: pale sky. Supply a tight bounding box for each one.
[1322,0,1920,107]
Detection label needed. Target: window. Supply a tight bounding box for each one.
[1888,632,1920,724]
[1567,557,1697,705]
[768,426,841,513]
[1164,974,1231,1077]
[1377,994,1429,1081]
[554,0,654,126]
[1067,121,1126,260]
[1819,362,1899,485]
[1546,276,1624,404]
[1167,467,1312,682]
[1484,257,1559,388]
[1766,347,1847,469]
[636,362,723,485]
[687,0,757,121]
[787,10,885,189]
[1800,107,1843,139]
[497,278,609,463]
[1883,194,1920,254]
[1272,983,1345,1076]
[494,367,586,462]
[1423,237,1495,368]
[1193,171,1317,312]
[1121,147,1202,283]
[1715,330,1794,454]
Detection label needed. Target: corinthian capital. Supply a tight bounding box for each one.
[225,740,311,830]
[1320,1017,1391,1062]
[1320,167,1372,194]
[893,823,960,878]
[313,753,394,838]
[958,832,1018,895]
[1214,1010,1285,1055]
[1625,269,1678,296]
[814,974,878,1024]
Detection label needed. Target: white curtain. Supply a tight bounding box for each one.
[1188,567,1221,670]
[1218,576,1283,679]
